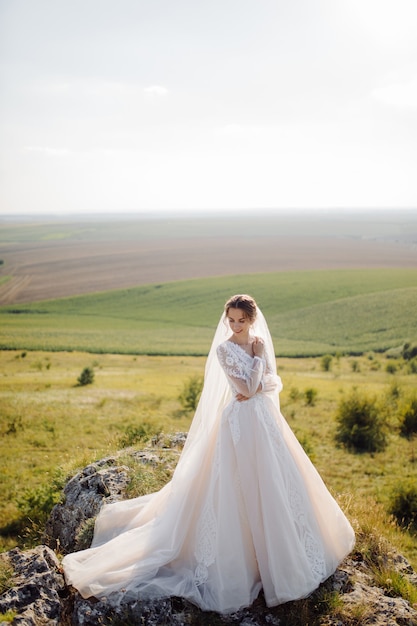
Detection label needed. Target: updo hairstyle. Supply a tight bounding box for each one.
[224,294,257,323]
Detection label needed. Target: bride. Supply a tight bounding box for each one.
[62,294,355,613]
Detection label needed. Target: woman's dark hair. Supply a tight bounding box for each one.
[224,294,257,322]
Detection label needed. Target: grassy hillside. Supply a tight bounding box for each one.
[1,269,417,356]
[1,349,416,571]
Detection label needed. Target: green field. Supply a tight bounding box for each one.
[1,266,417,568]
[1,349,416,571]
[1,269,417,356]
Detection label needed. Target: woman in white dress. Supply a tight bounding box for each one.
[62,294,355,613]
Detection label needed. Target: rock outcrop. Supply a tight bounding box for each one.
[1,434,417,625]
[0,545,67,626]
[44,456,131,554]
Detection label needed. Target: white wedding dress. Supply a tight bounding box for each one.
[62,309,355,614]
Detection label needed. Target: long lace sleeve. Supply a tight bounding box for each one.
[262,353,283,394]
[216,343,264,397]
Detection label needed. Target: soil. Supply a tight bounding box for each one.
[1,233,417,305]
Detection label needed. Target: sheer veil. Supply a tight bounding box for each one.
[172,305,279,483]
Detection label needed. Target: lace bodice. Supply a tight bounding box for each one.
[216,340,282,398]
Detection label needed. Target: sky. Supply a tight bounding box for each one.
[0,0,416,215]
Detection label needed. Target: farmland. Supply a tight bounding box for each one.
[1,269,417,356]
[1,211,417,305]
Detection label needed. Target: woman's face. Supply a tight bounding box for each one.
[227,308,252,336]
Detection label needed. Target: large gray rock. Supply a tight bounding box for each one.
[0,545,65,626]
[44,456,131,554]
[44,435,187,556]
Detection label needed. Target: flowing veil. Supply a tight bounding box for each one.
[172,305,279,484]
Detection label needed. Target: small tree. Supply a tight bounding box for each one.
[179,375,204,412]
[335,391,387,453]
[77,366,94,386]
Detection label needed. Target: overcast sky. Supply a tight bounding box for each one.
[0,0,416,215]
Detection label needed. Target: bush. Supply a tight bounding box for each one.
[335,391,387,453]
[118,421,162,448]
[389,482,417,531]
[77,366,94,386]
[399,396,417,438]
[320,354,333,372]
[17,480,64,526]
[304,388,317,406]
[289,386,301,401]
[408,358,417,374]
[75,517,96,550]
[402,342,417,361]
[178,375,204,412]
[15,471,65,544]
[388,381,401,400]
[386,362,397,374]
[0,560,14,594]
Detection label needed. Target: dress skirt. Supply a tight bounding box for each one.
[62,392,355,613]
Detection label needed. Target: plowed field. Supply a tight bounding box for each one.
[1,215,416,305]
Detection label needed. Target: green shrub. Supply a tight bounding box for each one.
[178,375,203,412]
[351,360,360,372]
[399,396,417,438]
[118,422,162,448]
[0,610,17,623]
[304,388,317,406]
[77,366,94,386]
[15,471,65,545]
[295,432,315,461]
[388,381,401,400]
[289,386,301,401]
[372,566,417,604]
[320,354,333,372]
[402,341,417,361]
[389,482,417,531]
[6,416,24,435]
[17,479,64,526]
[75,517,96,550]
[386,362,398,374]
[0,560,14,594]
[408,357,417,374]
[335,391,387,452]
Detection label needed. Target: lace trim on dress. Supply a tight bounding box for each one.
[288,483,326,581]
[256,397,283,453]
[256,398,326,582]
[194,500,217,585]
[217,342,254,383]
[194,436,221,585]
[227,401,241,445]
